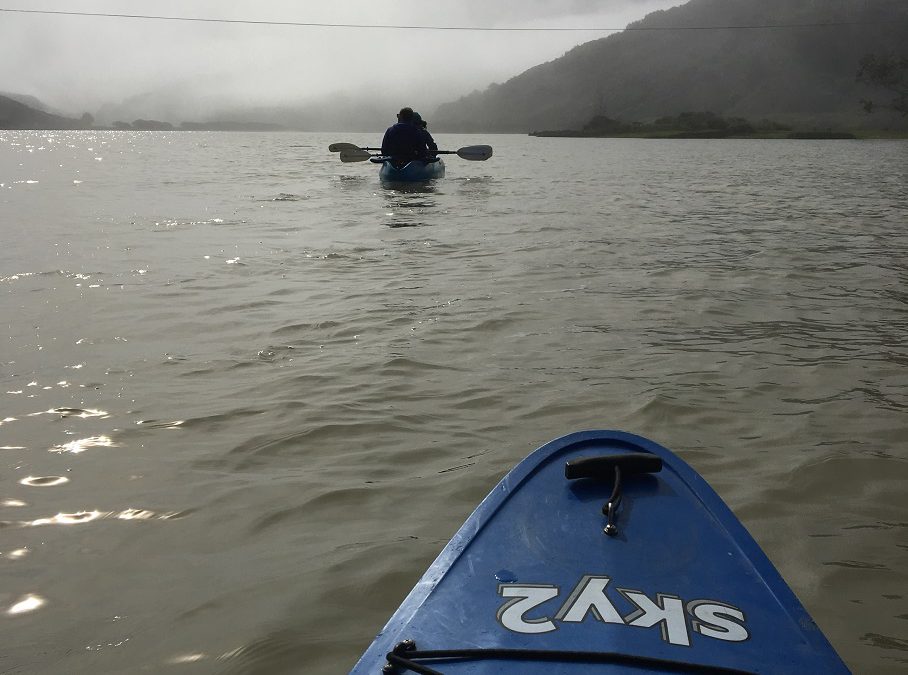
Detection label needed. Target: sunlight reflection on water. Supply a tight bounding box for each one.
[7,594,46,616]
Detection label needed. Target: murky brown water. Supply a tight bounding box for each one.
[1,131,906,673]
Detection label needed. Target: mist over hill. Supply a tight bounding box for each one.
[0,94,93,130]
[0,91,59,115]
[1,90,418,133]
[431,0,908,133]
[92,88,436,132]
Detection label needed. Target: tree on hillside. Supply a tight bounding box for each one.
[857,53,908,115]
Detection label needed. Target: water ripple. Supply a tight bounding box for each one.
[2,131,906,675]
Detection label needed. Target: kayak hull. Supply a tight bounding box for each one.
[377,158,445,182]
[351,430,849,674]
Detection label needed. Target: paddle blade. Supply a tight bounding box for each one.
[339,148,372,163]
[330,143,382,152]
[457,145,493,161]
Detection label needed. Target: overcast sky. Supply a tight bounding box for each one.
[1,1,683,116]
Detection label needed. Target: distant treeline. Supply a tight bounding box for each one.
[112,119,285,131]
[531,111,856,139]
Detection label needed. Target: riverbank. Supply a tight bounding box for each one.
[530,130,908,139]
[529,112,908,140]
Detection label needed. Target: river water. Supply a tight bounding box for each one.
[1,131,906,673]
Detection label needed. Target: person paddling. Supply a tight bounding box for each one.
[413,113,439,156]
[381,107,431,166]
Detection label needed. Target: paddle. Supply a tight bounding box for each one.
[441,145,493,161]
[329,142,380,152]
[331,144,493,161]
[338,148,373,163]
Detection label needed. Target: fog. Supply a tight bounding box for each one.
[1,0,682,122]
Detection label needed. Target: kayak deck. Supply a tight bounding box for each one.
[351,430,848,674]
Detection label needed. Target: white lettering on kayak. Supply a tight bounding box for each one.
[496,584,559,634]
[619,589,689,646]
[554,575,624,625]
[688,600,749,642]
[497,576,749,647]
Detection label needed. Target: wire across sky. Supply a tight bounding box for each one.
[0,7,895,32]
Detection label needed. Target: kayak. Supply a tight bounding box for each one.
[351,430,849,674]
[372,157,445,182]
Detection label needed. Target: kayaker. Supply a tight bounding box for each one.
[381,107,431,162]
[414,114,439,156]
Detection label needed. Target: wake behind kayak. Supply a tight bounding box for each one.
[351,430,849,674]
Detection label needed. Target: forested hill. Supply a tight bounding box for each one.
[432,0,908,133]
[0,95,91,130]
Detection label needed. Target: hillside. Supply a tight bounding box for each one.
[0,95,91,130]
[432,0,908,133]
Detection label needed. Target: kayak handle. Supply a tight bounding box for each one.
[565,454,662,537]
[564,454,662,480]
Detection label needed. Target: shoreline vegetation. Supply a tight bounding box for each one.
[3,96,906,138]
[530,112,907,140]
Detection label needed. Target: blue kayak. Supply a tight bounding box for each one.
[372,157,445,182]
[351,430,849,674]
